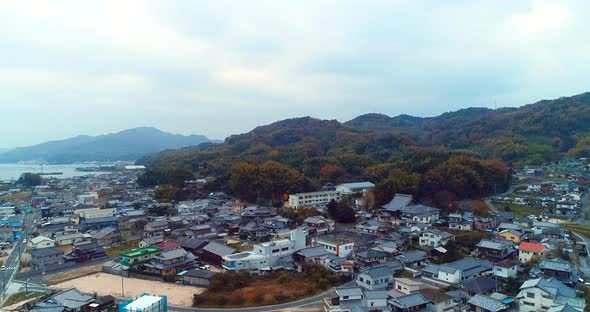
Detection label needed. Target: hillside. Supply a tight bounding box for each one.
[137,92,590,205]
[0,127,220,163]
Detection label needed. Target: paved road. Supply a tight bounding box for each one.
[1,212,37,295]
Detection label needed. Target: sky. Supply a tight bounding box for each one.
[1,0,590,148]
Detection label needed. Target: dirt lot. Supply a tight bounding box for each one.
[52,273,205,307]
[44,262,104,284]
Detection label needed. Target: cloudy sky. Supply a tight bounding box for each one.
[1,1,589,148]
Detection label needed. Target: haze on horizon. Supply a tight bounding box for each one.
[1,1,590,148]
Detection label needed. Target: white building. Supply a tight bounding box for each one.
[336,182,375,195]
[78,192,99,205]
[120,294,168,312]
[74,207,115,219]
[518,242,545,264]
[493,259,518,279]
[312,237,354,258]
[419,229,454,248]
[0,206,15,217]
[288,190,341,210]
[222,229,306,272]
[356,266,394,290]
[517,278,585,312]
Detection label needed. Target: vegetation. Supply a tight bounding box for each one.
[278,207,320,225]
[105,240,140,257]
[326,200,356,223]
[138,166,194,188]
[137,92,590,205]
[193,264,349,308]
[18,173,42,187]
[3,291,44,307]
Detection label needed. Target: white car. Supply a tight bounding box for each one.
[199,265,210,270]
[0,265,6,271]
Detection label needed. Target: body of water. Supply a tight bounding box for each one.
[0,163,114,181]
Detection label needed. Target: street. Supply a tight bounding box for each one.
[1,211,38,296]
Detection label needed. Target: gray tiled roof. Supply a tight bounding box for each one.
[202,241,236,256]
[336,287,363,297]
[360,265,393,279]
[468,294,506,311]
[389,292,429,308]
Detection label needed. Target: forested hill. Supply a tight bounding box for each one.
[347,92,590,164]
[136,92,590,205]
[0,127,220,163]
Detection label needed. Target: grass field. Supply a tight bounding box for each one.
[3,291,44,307]
[564,224,590,239]
[492,201,548,218]
[105,240,140,257]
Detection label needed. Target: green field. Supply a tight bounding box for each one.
[492,201,548,218]
[3,291,44,307]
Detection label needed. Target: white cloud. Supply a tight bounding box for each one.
[0,0,589,147]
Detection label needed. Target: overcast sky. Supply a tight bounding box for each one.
[1,1,589,148]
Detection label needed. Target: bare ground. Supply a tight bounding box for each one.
[43,263,104,284]
[51,273,204,307]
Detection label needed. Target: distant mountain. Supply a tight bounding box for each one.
[0,127,220,163]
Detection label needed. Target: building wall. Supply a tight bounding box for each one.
[518,250,540,263]
[518,288,554,312]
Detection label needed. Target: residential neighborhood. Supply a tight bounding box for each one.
[0,157,588,312]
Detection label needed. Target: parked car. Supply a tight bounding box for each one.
[199,265,211,270]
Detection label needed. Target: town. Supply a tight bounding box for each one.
[0,158,588,312]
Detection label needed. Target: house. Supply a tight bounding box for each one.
[356,265,394,290]
[474,217,497,231]
[493,259,519,280]
[355,219,385,234]
[139,236,164,248]
[54,232,85,246]
[312,236,354,258]
[381,194,440,224]
[30,236,56,249]
[91,227,121,246]
[419,288,456,312]
[537,258,580,286]
[498,229,523,243]
[64,240,107,262]
[355,249,388,267]
[393,278,427,295]
[303,216,334,235]
[82,216,118,228]
[475,240,514,261]
[448,213,473,231]
[516,278,585,312]
[144,248,197,277]
[30,248,64,270]
[394,250,429,270]
[422,257,493,286]
[144,220,168,237]
[33,288,94,311]
[119,246,163,268]
[324,287,364,312]
[389,292,430,312]
[467,294,509,312]
[336,182,375,195]
[461,276,501,296]
[419,229,454,248]
[180,269,218,287]
[174,237,209,255]
[518,242,545,263]
[222,230,306,272]
[201,241,237,266]
[154,241,181,250]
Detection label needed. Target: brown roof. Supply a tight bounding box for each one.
[419,288,453,304]
[495,258,519,268]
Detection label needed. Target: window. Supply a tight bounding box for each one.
[397,285,402,290]
[526,292,535,299]
[282,247,289,251]
[523,301,535,306]
[272,249,279,253]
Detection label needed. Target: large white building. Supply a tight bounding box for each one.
[74,207,115,219]
[222,229,306,272]
[120,294,168,312]
[336,182,375,195]
[288,191,341,210]
[78,192,99,205]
